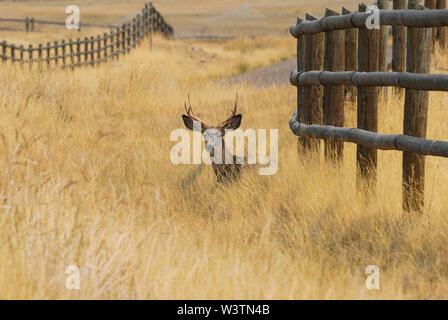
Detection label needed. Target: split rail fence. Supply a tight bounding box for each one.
[288,0,448,212]
[0,2,173,69]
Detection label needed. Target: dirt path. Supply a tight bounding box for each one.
[221,44,392,88]
[221,57,295,88]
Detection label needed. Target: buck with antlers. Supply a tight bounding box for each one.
[182,96,244,182]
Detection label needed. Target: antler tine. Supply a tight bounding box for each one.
[184,94,205,125]
[219,94,240,127]
[187,93,197,117]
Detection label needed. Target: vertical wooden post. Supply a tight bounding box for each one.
[116,28,121,54]
[69,39,74,69]
[1,41,6,62]
[343,7,358,102]
[402,2,431,212]
[392,0,407,75]
[38,44,42,70]
[46,42,50,68]
[54,41,58,66]
[296,17,306,152]
[323,9,345,161]
[84,37,89,65]
[437,0,447,49]
[357,3,380,188]
[296,17,306,129]
[76,38,81,66]
[149,5,154,50]
[90,36,94,65]
[379,0,391,72]
[127,23,131,51]
[19,45,24,68]
[61,40,66,68]
[425,0,437,51]
[303,13,324,152]
[103,32,108,61]
[110,30,115,60]
[132,18,136,46]
[11,45,15,64]
[137,14,142,44]
[28,44,32,70]
[30,17,35,31]
[96,35,101,64]
[25,17,29,32]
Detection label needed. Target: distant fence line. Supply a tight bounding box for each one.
[0,17,113,31]
[288,0,448,213]
[0,2,173,69]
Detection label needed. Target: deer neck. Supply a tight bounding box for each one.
[209,139,235,166]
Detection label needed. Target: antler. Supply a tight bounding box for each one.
[184,93,204,124]
[219,94,238,128]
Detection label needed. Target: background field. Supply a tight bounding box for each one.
[0,0,447,299]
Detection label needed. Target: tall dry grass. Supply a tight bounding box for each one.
[0,35,447,299]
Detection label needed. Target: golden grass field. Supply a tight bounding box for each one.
[0,0,448,299]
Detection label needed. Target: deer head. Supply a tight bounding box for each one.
[182,95,242,154]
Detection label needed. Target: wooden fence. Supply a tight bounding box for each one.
[0,2,173,69]
[0,16,114,31]
[288,0,448,212]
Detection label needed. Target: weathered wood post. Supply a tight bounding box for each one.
[379,0,391,72]
[425,0,437,50]
[323,9,345,161]
[61,40,66,68]
[25,17,29,32]
[96,35,101,64]
[28,44,32,70]
[10,45,15,64]
[84,37,89,65]
[296,17,306,153]
[30,17,35,31]
[76,38,81,65]
[437,0,448,49]
[110,30,115,60]
[1,41,6,62]
[343,7,358,102]
[54,41,58,66]
[127,23,131,51]
[357,3,380,188]
[38,44,42,70]
[303,13,324,152]
[132,18,136,46]
[402,2,432,212]
[46,42,50,68]
[90,36,94,65]
[103,32,108,61]
[392,0,407,78]
[19,45,24,68]
[149,4,154,50]
[69,39,74,69]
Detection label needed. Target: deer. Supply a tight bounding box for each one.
[181,95,244,183]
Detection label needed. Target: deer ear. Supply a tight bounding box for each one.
[182,115,205,132]
[223,114,242,131]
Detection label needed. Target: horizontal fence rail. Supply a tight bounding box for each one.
[290,111,448,157]
[290,9,448,36]
[290,70,448,91]
[0,2,173,69]
[289,1,448,213]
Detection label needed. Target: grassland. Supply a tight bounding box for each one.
[0,0,448,300]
